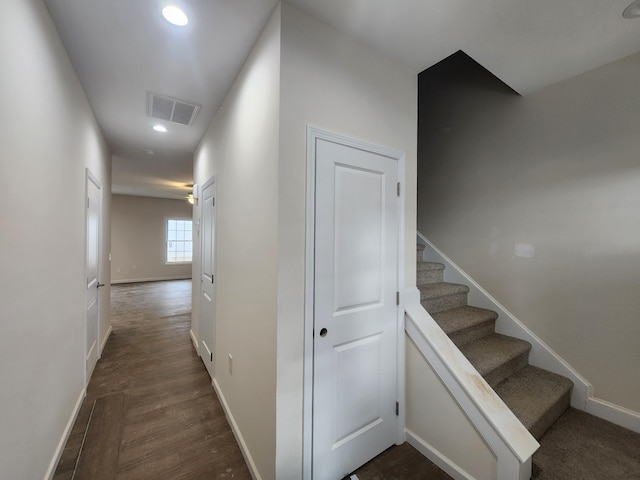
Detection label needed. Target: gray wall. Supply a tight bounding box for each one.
[417,51,640,413]
[111,194,193,283]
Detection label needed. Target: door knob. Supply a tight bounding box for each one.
[319,328,328,337]
[97,282,105,288]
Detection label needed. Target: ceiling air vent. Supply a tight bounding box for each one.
[147,92,200,126]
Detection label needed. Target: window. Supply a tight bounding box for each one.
[166,218,193,263]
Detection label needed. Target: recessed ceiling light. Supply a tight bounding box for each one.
[153,125,168,133]
[162,5,188,26]
[623,0,640,18]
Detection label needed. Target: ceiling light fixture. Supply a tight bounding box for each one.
[623,0,640,18]
[162,5,189,26]
[153,124,167,133]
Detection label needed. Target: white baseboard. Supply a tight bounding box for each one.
[45,388,86,480]
[211,378,262,480]
[100,325,112,353]
[111,275,192,284]
[405,429,474,480]
[585,396,640,434]
[189,329,199,353]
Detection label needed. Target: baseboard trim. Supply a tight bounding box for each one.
[45,388,86,480]
[211,378,262,480]
[111,275,192,285]
[405,428,474,480]
[100,325,112,353]
[189,329,199,353]
[585,397,640,434]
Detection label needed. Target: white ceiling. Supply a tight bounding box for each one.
[45,0,640,199]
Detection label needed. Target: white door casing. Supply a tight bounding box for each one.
[85,170,102,383]
[309,129,402,479]
[200,178,216,379]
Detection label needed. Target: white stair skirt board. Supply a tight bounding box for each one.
[350,476,360,480]
[417,232,640,434]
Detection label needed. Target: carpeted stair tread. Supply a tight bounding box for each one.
[419,282,469,313]
[417,261,445,285]
[459,333,531,387]
[431,306,497,347]
[495,365,573,440]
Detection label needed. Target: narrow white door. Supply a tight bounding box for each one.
[313,138,399,479]
[85,172,102,382]
[200,180,216,379]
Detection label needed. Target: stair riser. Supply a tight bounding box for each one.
[421,292,467,314]
[529,390,571,440]
[417,267,444,285]
[483,352,530,388]
[449,321,496,347]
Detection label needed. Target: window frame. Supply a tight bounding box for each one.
[164,217,193,265]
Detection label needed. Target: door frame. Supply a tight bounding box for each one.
[302,126,406,478]
[84,168,102,385]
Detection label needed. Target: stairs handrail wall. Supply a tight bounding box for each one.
[405,303,539,480]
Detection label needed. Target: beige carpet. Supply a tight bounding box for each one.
[533,409,640,480]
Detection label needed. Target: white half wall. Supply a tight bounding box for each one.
[0,1,111,478]
[111,194,193,283]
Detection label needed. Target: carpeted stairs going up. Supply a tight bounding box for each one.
[416,243,574,443]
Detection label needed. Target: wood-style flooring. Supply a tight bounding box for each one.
[54,280,251,480]
[54,279,452,480]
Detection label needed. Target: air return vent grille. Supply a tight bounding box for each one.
[147,92,200,126]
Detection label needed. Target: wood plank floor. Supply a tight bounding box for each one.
[54,280,251,480]
[54,279,452,480]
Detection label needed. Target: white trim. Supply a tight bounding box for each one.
[303,125,406,479]
[585,396,640,434]
[406,428,475,480]
[111,275,192,284]
[416,232,592,409]
[189,329,199,353]
[100,325,112,354]
[212,378,262,480]
[44,388,86,480]
[405,305,538,467]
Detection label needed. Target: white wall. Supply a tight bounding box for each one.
[276,4,417,476]
[0,1,111,478]
[406,338,497,480]
[417,51,640,413]
[192,5,281,479]
[111,194,192,283]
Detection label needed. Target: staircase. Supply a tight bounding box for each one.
[417,243,573,442]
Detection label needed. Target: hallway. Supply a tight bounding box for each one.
[54,280,251,479]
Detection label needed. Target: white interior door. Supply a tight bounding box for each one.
[200,180,216,379]
[85,172,102,382]
[313,137,399,479]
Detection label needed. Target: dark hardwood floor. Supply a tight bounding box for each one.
[54,280,251,480]
[54,279,452,480]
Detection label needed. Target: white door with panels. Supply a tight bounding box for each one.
[312,135,400,479]
[200,179,217,379]
[85,171,103,383]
